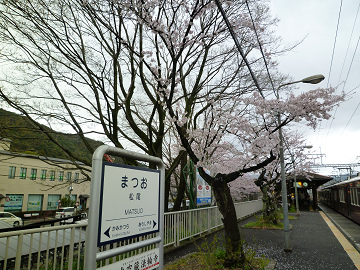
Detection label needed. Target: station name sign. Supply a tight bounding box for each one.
[98,163,160,246]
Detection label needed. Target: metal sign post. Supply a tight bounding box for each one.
[85,145,165,270]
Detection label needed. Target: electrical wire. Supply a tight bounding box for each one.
[324,4,360,139]
[337,3,360,86]
[319,0,343,141]
[213,0,265,99]
[340,34,360,93]
[245,0,277,98]
[341,102,360,136]
[327,0,343,88]
[327,34,360,137]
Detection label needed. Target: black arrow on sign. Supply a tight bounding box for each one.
[104,227,111,238]
[153,220,157,229]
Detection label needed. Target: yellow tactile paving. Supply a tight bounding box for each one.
[320,211,360,270]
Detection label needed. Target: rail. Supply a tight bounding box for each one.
[0,199,262,269]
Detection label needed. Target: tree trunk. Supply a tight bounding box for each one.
[212,178,245,266]
[172,151,187,211]
[164,174,170,212]
[261,185,279,224]
[261,185,269,218]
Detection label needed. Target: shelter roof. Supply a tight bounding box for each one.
[288,172,333,188]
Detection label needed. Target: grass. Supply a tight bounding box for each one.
[242,219,284,230]
[289,205,296,213]
[279,213,297,220]
[165,252,271,270]
[242,211,297,230]
[165,234,271,270]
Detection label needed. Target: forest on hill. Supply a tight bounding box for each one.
[0,109,103,163]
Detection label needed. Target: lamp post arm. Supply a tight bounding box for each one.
[277,80,302,92]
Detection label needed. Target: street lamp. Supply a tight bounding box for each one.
[277,74,324,252]
[277,74,325,88]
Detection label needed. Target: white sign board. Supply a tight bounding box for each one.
[98,163,160,246]
[196,169,212,205]
[99,249,159,270]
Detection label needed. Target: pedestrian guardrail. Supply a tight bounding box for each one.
[0,199,262,269]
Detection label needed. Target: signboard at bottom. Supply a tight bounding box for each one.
[98,163,160,246]
[99,249,159,270]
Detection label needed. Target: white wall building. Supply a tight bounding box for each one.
[0,138,91,213]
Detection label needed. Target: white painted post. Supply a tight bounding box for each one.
[207,208,211,233]
[175,213,180,247]
[14,234,23,270]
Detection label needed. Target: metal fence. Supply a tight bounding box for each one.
[164,199,262,247]
[0,223,86,270]
[0,199,262,269]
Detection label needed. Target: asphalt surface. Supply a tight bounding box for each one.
[319,204,360,253]
[164,206,360,269]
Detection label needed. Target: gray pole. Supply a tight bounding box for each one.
[291,154,299,216]
[278,115,292,252]
[84,146,104,270]
[294,173,300,216]
[275,74,324,252]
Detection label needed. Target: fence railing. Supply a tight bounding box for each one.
[0,199,262,269]
[164,199,262,247]
[0,223,87,270]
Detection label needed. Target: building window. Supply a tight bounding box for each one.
[47,194,61,210]
[8,166,16,179]
[41,169,47,180]
[67,172,72,182]
[74,172,79,183]
[49,170,56,181]
[20,167,27,179]
[27,194,43,211]
[59,171,64,181]
[30,168,37,180]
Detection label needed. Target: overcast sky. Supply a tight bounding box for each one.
[269,0,360,175]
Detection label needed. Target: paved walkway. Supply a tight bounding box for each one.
[319,204,360,253]
[164,205,360,269]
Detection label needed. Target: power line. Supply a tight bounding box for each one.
[317,1,344,142]
[213,0,265,99]
[325,4,360,139]
[328,34,360,137]
[340,34,360,93]
[245,0,277,98]
[341,102,360,136]
[337,3,360,86]
[326,0,343,88]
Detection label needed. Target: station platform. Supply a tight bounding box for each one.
[319,203,360,253]
[164,204,360,269]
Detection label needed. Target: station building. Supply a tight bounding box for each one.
[0,138,91,213]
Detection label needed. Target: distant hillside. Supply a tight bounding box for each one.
[0,109,103,164]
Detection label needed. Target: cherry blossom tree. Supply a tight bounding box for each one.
[254,133,314,224]
[0,0,345,266]
[228,175,260,202]
[130,0,345,261]
[0,0,187,210]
